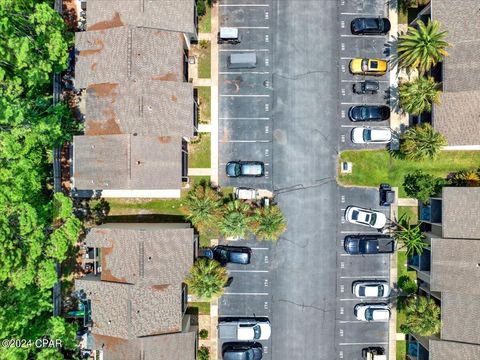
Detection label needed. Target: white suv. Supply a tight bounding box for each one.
[352,281,391,298]
[354,303,390,322]
[345,206,387,229]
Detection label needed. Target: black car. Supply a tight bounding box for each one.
[353,80,379,94]
[205,245,252,265]
[379,183,395,206]
[351,17,391,35]
[344,235,395,255]
[223,342,263,360]
[226,161,264,177]
[348,105,390,122]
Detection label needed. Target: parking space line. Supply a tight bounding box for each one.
[339,298,359,301]
[341,79,389,83]
[340,102,387,105]
[228,270,269,273]
[223,292,269,296]
[219,117,270,120]
[220,140,271,143]
[220,314,270,318]
[340,275,389,279]
[338,320,361,324]
[219,71,270,75]
[340,12,383,16]
[251,247,270,250]
[340,56,355,60]
[220,94,270,97]
[219,49,270,52]
[220,4,270,6]
[340,34,386,38]
[339,342,388,346]
[236,26,270,29]
[340,230,379,234]
[340,125,356,128]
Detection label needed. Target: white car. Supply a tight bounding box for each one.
[352,281,391,298]
[354,304,390,322]
[351,127,392,144]
[345,206,387,229]
[237,322,271,341]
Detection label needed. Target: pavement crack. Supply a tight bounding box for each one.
[273,70,329,81]
[274,177,334,195]
[278,236,309,248]
[276,299,336,313]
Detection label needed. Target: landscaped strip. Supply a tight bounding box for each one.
[339,150,480,196]
[189,133,212,168]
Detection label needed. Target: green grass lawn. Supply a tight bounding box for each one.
[198,41,211,79]
[196,86,211,123]
[189,133,211,168]
[397,206,418,223]
[339,150,480,197]
[188,301,211,315]
[198,4,211,33]
[396,250,417,332]
[397,340,407,360]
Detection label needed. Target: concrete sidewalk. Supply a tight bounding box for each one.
[188,168,214,176]
[398,198,418,206]
[210,2,219,187]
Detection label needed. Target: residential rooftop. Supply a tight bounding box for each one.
[85,81,194,138]
[441,187,480,239]
[430,339,480,360]
[440,292,480,345]
[430,0,480,146]
[72,134,181,192]
[86,0,197,35]
[75,26,186,89]
[84,223,194,285]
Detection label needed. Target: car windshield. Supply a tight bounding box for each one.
[365,309,374,321]
[359,287,366,296]
[364,214,371,224]
[253,325,261,339]
[361,107,368,118]
[230,252,248,264]
[369,213,377,225]
[234,164,241,176]
[351,210,359,220]
[378,18,384,28]
[220,250,229,262]
[363,129,372,141]
[370,61,378,69]
[378,285,384,296]
[361,59,368,71]
[358,240,368,253]
[245,350,253,360]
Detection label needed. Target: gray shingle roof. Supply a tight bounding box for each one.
[441,292,480,344]
[442,187,480,239]
[72,134,181,191]
[431,238,480,295]
[75,26,185,89]
[430,340,480,360]
[75,278,184,338]
[430,0,480,146]
[91,331,197,360]
[87,0,196,35]
[85,81,194,138]
[84,224,194,285]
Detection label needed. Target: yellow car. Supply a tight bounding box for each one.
[349,58,387,75]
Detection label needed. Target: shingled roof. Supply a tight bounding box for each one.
[86,0,196,35]
[75,26,186,89]
[85,81,194,138]
[440,292,480,345]
[441,187,480,239]
[75,278,184,339]
[72,134,181,191]
[84,224,194,285]
[430,340,480,360]
[430,0,480,146]
[91,331,197,360]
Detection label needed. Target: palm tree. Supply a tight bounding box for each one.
[251,205,286,241]
[397,19,449,74]
[219,200,253,239]
[184,182,223,231]
[400,123,447,161]
[400,296,441,336]
[451,169,480,187]
[185,258,228,300]
[394,215,428,257]
[399,77,441,115]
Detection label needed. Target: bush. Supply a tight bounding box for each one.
[199,329,209,339]
[398,274,418,295]
[198,346,210,360]
[197,0,206,16]
[403,170,446,203]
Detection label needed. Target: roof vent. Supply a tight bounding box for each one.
[136,161,141,165]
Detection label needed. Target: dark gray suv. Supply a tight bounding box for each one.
[222,342,263,360]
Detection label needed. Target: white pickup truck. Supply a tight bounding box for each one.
[218,319,271,341]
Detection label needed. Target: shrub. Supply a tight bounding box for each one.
[398,274,418,295]
[198,346,210,360]
[199,329,209,339]
[403,170,445,203]
[197,0,206,16]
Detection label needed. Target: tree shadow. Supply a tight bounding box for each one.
[106,214,187,223]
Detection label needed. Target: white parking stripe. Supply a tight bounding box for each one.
[220,140,271,143]
[228,270,269,273]
[219,49,270,52]
[338,320,362,324]
[340,34,387,38]
[236,26,270,29]
[223,292,269,296]
[340,102,387,105]
[340,275,389,279]
[339,342,388,346]
[340,230,380,234]
[220,71,270,75]
[341,125,356,128]
[221,94,270,97]
[339,298,360,301]
[220,4,270,6]
[220,117,270,120]
[341,79,389,83]
[251,247,269,250]
[220,314,270,318]
[340,12,383,16]
[340,56,356,60]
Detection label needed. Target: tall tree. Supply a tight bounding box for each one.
[394,215,428,257]
[219,200,253,239]
[397,19,449,75]
[185,259,228,300]
[184,182,223,232]
[399,77,441,115]
[400,123,447,161]
[401,296,441,336]
[403,170,446,203]
[251,205,286,241]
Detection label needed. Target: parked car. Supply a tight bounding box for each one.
[226,161,264,177]
[218,27,241,44]
[349,58,387,76]
[351,18,391,35]
[344,235,395,255]
[222,342,263,360]
[344,206,387,229]
[348,105,390,122]
[352,281,391,298]
[351,127,392,144]
[204,245,252,265]
[353,80,379,94]
[379,183,395,206]
[362,346,387,360]
[235,187,258,200]
[218,319,271,341]
[354,303,390,322]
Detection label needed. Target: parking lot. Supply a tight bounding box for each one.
[338,0,392,152]
[218,0,273,190]
[218,239,273,359]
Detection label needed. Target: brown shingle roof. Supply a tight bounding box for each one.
[441,292,480,345]
[430,0,480,146]
[91,331,197,360]
[72,134,181,191]
[430,340,480,360]
[85,81,194,138]
[442,187,480,239]
[431,238,480,295]
[84,224,194,285]
[75,26,185,89]
[75,278,184,339]
[87,0,196,35]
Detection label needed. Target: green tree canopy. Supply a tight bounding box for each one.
[399,77,441,115]
[401,296,441,336]
[219,200,253,239]
[185,182,223,231]
[400,123,447,161]
[403,170,446,203]
[252,205,286,241]
[394,214,428,257]
[185,258,228,300]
